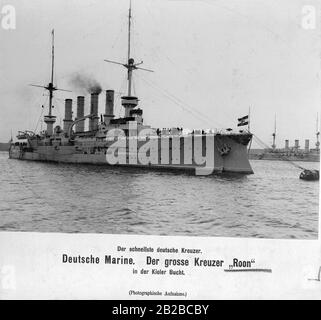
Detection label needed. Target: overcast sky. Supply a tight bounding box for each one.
[0,0,320,148]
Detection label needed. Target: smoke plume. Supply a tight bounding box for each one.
[69,73,102,94]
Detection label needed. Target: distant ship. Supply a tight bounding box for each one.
[249,114,320,162]
[9,4,253,175]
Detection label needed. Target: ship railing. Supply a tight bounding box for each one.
[153,128,249,136]
[17,130,36,140]
[98,127,250,141]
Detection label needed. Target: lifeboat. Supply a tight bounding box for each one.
[299,170,319,181]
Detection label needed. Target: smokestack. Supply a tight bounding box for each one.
[76,96,85,133]
[63,99,73,133]
[305,139,309,152]
[294,139,299,150]
[104,90,115,125]
[89,93,99,131]
[285,139,289,150]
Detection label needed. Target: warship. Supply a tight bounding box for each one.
[9,4,253,175]
[249,115,320,162]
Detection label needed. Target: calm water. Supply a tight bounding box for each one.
[0,151,319,239]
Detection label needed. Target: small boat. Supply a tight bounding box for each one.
[299,169,319,181]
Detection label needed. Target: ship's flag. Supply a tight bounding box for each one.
[237,115,249,127]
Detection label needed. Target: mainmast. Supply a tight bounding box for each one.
[104,1,153,117]
[127,1,131,64]
[127,1,133,97]
[247,106,251,132]
[272,114,276,150]
[41,29,57,135]
[48,29,55,117]
[316,113,320,151]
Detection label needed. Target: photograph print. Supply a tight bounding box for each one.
[0,0,319,239]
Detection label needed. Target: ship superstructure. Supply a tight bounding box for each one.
[249,114,320,162]
[9,4,253,175]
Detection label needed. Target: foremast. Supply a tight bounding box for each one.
[272,114,276,150]
[30,29,70,136]
[316,113,320,151]
[44,29,57,136]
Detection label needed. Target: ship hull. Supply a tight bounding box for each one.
[249,152,320,162]
[9,134,253,174]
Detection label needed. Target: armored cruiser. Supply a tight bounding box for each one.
[249,115,320,162]
[9,5,253,175]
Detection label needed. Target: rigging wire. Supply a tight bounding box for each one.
[129,1,234,128]
[132,73,137,97]
[164,54,228,118]
[32,91,49,133]
[115,74,128,117]
[135,73,226,128]
[33,104,45,133]
[143,0,247,126]
[111,20,126,50]
[251,133,307,171]
[52,97,63,126]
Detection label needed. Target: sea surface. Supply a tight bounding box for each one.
[0,151,319,239]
